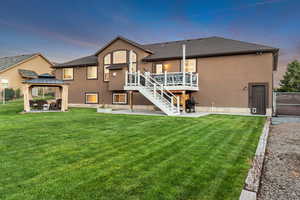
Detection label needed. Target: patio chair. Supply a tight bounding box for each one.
[29,100,38,110]
[36,100,48,110]
[56,99,62,110]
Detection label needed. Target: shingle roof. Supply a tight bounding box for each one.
[18,69,38,79]
[54,55,98,68]
[0,54,38,72]
[141,36,278,61]
[52,36,278,68]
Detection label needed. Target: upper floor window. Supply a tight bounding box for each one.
[87,66,98,79]
[183,59,196,72]
[63,68,73,80]
[104,54,111,81]
[155,64,163,74]
[113,50,127,64]
[129,51,137,72]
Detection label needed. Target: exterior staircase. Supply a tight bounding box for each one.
[125,72,180,116]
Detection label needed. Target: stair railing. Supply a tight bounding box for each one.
[126,71,180,113]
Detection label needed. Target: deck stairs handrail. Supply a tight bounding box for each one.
[126,71,180,116]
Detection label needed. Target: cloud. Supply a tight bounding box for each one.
[0,18,99,48]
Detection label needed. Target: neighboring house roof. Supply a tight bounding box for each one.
[53,36,278,68]
[54,55,98,68]
[94,36,153,55]
[142,36,278,61]
[0,53,53,73]
[0,54,37,72]
[18,69,39,79]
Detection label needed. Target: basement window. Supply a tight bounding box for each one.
[85,93,98,104]
[113,93,127,104]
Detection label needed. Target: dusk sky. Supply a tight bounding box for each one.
[0,0,299,67]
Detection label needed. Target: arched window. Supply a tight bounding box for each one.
[104,53,111,81]
[129,51,137,72]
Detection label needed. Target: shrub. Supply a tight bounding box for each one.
[15,88,21,99]
[4,88,15,101]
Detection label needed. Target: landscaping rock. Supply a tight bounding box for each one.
[258,122,300,200]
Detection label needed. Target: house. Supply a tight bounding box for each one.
[53,36,279,116]
[0,53,53,95]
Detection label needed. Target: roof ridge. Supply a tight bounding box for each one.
[0,53,38,60]
[142,36,216,46]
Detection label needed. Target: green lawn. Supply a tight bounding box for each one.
[0,101,265,200]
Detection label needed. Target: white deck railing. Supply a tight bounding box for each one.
[126,71,198,88]
[150,72,198,87]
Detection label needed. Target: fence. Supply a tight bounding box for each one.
[274,92,300,116]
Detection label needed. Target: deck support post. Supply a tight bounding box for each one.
[182,90,186,114]
[23,85,30,112]
[129,91,133,112]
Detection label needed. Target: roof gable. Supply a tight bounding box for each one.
[0,53,53,73]
[94,36,153,55]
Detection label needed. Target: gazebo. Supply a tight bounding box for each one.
[22,74,69,112]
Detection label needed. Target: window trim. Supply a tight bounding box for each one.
[62,67,74,80]
[85,92,99,104]
[180,58,197,73]
[86,66,98,80]
[112,93,128,105]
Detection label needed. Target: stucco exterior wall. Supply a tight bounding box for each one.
[0,55,52,91]
[54,39,274,112]
[193,53,273,108]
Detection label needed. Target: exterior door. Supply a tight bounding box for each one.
[250,84,267,115]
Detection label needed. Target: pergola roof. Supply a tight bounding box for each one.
[23,74,67,85]
[23,78,66,85]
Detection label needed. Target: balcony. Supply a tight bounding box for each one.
[125,71,199,91]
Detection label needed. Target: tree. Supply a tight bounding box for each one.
[278,60,300,92]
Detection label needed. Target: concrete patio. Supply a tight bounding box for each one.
[108,109,210,118]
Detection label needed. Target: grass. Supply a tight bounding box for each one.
[0,101,265,200]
